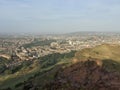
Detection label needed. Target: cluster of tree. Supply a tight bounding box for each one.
[39,51,76,68]
[0,57,10,74]
[0,64,6,74]
[0,60,33,75]
[102,59,120,72]
[23,39,56,48]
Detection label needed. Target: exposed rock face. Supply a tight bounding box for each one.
[45,60,120,90]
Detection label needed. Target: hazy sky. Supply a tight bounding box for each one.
[0,0,120,33]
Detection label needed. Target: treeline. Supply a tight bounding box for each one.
[0,57,11,74]
[23,39,56,48]
[39,51,76,68]
[0,60,32,75]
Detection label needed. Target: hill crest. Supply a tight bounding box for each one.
[75,44,120,62]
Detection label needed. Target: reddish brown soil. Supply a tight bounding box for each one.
[45,60,120,90]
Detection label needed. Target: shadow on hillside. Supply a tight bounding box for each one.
[102,59,120,72]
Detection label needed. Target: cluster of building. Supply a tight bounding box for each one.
[0,32,120,67]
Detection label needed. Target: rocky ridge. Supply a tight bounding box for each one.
[45,59,120,90]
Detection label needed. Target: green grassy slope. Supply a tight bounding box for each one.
[0,51,76,90]
[75,44,120,62]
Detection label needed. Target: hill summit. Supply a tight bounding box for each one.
[45,59,120,90]
[75,44,120,62]
[44,44,120,90]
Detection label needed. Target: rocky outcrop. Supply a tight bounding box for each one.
[45,60,120,90]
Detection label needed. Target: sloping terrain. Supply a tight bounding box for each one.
[75,44,120,62]
[45,59,120,90]
[1,44,120,90]
[0,51,75,90]
[20,44,120,90]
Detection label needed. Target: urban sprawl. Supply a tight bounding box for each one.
[0,32,120,68]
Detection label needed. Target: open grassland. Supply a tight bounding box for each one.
[75,44,120,62]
